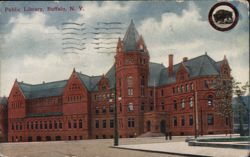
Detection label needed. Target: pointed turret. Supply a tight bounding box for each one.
[123,19,140,52]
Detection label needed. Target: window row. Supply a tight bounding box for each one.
[11,102,22,109]
[173,83,194,94]
[69,83,81,91]
[94,118,135,129]
[173,98,193,110]
[172,114,215,127]
[95,105,114,114]
[172,115,193,127]
[94,93,115,101]
[95,119,114,128]
[67,95,83,103]
[11,119,83,131]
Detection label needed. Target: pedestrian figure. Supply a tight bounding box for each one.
[165,132,169,140]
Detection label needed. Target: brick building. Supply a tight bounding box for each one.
[0,97,8,142]
[6,20,232,142]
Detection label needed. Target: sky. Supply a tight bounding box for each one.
[0,0,249,96]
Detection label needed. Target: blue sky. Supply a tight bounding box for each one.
[0,0,249,96]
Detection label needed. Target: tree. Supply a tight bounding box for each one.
[211,76,233,137]
[233,81,249,136]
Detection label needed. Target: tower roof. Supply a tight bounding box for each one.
[123,20,140,52]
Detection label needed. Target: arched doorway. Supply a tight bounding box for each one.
[160,120,166,133]
[146,120,151,132]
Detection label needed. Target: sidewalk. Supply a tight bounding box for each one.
[115,142,250,157]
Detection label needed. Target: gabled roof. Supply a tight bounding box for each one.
[123,20,140,52]
[76,72,102,91]
[149,54,223,87]
[18,80,68,99]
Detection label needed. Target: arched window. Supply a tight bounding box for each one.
[208,95,213,106]
[79,119,83,128]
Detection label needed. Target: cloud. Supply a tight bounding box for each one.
[0,1,248,97]
[0,1,136,96]
[138,1,248,84]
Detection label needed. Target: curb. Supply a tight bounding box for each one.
[188,141,250,150]
[111,146,212,157]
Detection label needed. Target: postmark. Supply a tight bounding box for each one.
[208,2,239,31]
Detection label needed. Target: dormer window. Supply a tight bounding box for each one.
[139,44,143,50]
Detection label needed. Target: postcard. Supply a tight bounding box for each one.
[0,1,249,157]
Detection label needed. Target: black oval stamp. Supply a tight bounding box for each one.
[208,2,239,31]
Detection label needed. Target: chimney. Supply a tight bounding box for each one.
[183,57,188,62]
[168,54,173,76]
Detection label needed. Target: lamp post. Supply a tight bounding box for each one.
[194,85,199,139]
[114,63,119,146]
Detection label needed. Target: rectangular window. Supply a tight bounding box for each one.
[119,103,122,112]
[181,116,185,126]
[95,107,99,114]
[128,103,134,112]
[102,106,106,113]
[40,121,43,129]
[110,119,114,128]
[141,87,145,96]
[35,121,38,129]
[49,121,52,129]
[54,121,58,129]
[207,114,214,125]
[161,102,165,110]
[204,80,209,89]
[189,115,193,126]
[190,83,193,91]
[173,100,177,110]
[74,120,77,128]
[172,87,175,94]
[44,121,47,129]
[79,120,82,129]
[109,105,113,113]
[68,120,71,129]
[181,99,185,108]
[128,118,135,128]
[189,97,193,108]
[140,103,144,111]
[95,120,99,128]
[173,117,177,126]
[59,121,63,129]
[27,122,29,130]
[128,88,133,96]
[161,89,164,96]
[102,120,106,128]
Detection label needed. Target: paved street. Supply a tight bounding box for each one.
[0,137,185,157]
